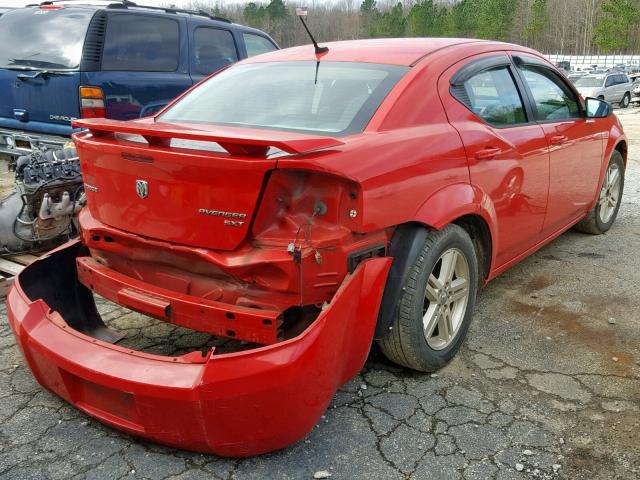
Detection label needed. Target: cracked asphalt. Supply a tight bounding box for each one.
[1,110,639,479]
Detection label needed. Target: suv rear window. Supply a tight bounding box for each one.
[575,76,604,88]
[159,61,408,136]
[102,14,179,72]
[0,7,94,70]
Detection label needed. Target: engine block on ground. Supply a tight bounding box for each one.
[0,147,84,255]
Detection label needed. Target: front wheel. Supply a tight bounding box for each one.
[620,93,631,108]
[574,150,625,234]
[378,224,478,372]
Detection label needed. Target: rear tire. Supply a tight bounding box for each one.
[378,224,478,372]
[620,93,631,108]
[574,150,624,234]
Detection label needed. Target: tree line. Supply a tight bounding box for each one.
[183,0,640,54]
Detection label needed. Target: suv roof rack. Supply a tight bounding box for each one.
[35,0,232,23]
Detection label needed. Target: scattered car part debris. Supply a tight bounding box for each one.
[0,146,83,255]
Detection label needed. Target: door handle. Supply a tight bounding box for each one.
[475,147,501,160]
[550,135,568,145]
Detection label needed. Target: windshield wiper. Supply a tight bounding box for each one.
[15,69,74,81]
[0,65,75,79]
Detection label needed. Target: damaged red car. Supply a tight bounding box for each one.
[7,38,627,456]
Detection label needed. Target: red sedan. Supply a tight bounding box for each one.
[7,38,626,456]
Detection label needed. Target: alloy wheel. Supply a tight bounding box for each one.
[598,162,622,224]
[423,248,470,350]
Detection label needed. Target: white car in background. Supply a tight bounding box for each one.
[574,72,633,108]
[630,74,640,104]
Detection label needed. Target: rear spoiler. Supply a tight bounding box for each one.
[72,118,344,156]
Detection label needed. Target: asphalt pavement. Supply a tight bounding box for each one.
[1,109,638,480]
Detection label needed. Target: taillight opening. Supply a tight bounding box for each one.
[252,169,362,240]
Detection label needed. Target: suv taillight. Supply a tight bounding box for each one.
[79,86,105,118]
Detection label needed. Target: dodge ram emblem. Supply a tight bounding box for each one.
[136,180,148,199]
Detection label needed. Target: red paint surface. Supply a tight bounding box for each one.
[8,38,626,455]
[8,245,391,456]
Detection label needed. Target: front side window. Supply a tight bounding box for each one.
[194,28,238,76]
[462,67,527,126]
[159,61,408,136]
[519,66,580,121]
[102,14,179,71]
[243,33,277,57]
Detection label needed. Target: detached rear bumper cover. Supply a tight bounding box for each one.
[7,240,391,456]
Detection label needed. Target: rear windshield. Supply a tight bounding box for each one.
[575,76,604,88]
[159,61,409,136]
[0,7,93,70]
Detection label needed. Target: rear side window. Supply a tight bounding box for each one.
[519,66,580,121]
[462,67,526,126]
[243,33,277,57]
[194,28,238,76]
[102,14,179,71]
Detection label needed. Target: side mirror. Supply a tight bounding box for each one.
[585,97,611,118]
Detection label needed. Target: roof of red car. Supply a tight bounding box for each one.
[241,38,495,67]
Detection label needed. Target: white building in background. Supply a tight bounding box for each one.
[545,54,640,70]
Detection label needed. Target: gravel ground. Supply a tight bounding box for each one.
[1,109,639,479]
[0,155,14,199]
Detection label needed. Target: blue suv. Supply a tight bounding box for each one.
[0,1,278,162]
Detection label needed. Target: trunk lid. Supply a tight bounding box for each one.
[73,118,343,251]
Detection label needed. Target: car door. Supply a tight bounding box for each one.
[609,75,621,102]
[512,55,602,233]
[604,75,618,102]
[81,11,192,120]
[188,21,240,84]
[619,74,631,100]
[440,53,550,267]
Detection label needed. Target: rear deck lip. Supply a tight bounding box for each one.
[6,240,391,456]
